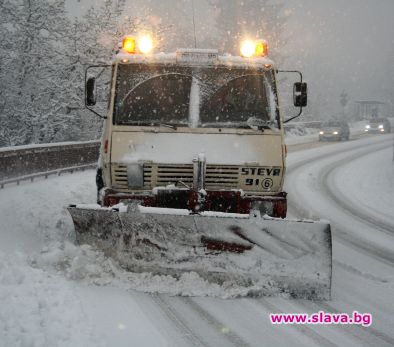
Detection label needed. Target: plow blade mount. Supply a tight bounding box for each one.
[67,204,332,300]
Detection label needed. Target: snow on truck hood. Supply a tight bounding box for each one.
[111,132,283,166]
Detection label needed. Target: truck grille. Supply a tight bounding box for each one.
[144,164,194,187]
[205,165,239,189]
[111,163,240,190]
[112,164,128,190]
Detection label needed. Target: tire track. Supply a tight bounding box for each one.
[333,260,390,283]
[321,147,394,235]
[286,138,394,266]
[151,294,213,347]
[181,297,254,347]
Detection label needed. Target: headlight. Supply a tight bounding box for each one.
[365,125,371,129]
[319,131,324,135]
[138,35,153,54]
[379,124,384,129]
[333,131,338,135]
[122,36,136,53]
[240,39,269,57]
[240,40,256,58]
[127,164,144,188]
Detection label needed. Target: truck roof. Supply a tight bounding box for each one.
[114,49,275,70]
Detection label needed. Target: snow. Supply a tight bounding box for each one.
[285,127,318,145]
[0,173,102,347]
[0,173,259,346]
[70,202,330,299]
[265,76,277,122]
[119,132,274,165]
[138,205,250,218]
[330,146,394,227]
[188,77,200,128]
[286,135,394,251]
[1,133,394,346]
[0,253,103,347]
[177,48,219,54]
[115,51,275,69]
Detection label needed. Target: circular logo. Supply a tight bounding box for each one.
[261,178,273,190]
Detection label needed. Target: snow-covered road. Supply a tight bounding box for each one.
[1,134,393,347]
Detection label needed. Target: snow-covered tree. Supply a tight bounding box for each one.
[0,0,75,145]
[0,0,128,146]
[63,0,128,141]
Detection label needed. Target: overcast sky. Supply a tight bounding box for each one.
[283,0,394,115]
[66,0,394,117]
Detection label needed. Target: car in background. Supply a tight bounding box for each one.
[319,120,350,141]
[365,118,391,133]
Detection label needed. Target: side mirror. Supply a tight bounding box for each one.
[293,82,307,107]
[86,77,96,106]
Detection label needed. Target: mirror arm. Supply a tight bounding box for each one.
[85,65,110,120]
[86,105,107,119]
[277,70,303,83]
[284,107,303,124]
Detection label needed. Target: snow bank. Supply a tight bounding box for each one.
[285,127,318,145]
[0,251,104,347]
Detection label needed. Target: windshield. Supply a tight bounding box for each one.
[323,121,342,127]
[369,118,385,123]
[113,64,278,129]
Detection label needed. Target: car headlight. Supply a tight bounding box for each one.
[319,131,324,135]
[333,131,338,135]
[379,124,384,129]
[365,125,371,129]
[127,163,144,188]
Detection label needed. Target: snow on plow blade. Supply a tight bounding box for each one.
[67,204,332,300]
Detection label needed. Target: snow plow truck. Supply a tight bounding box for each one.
[68,35,332,299]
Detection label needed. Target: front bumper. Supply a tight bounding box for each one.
[101,188,288,218]
[319,134,342,141]
[365,128,385,133]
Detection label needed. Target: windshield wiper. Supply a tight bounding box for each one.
[120,121,178,130]
[151,122,178,130]
[245,117,272,130]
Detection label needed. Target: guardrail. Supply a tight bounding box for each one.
[284,121,323,132]
[0,141,100,188]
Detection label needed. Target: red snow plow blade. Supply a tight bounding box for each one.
[67,203,332,300]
